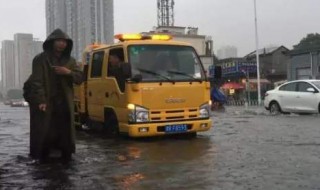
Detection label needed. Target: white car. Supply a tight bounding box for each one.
[264,80,320,114]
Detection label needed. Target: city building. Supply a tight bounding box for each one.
[216,58,257,80]
[245,46,290,83]
[46,0,114,61]
[1,40,15,92]
[46,0,67,33]
[0,34,43,94]
[217,46,238,59]
[288,48,320,80]
[14,33,34,89]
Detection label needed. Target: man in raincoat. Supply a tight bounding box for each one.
[23,29,83,162]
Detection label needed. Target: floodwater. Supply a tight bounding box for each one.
[0,105,320,190]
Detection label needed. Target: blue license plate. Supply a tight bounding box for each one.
[165,124,187,133]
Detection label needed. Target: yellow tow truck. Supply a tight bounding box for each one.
[74,33,220,137]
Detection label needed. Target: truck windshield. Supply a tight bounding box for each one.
[128,45,205,82]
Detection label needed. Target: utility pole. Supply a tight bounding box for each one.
[310,52,314,79]
[253,0,261,105]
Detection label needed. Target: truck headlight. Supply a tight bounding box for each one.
[199,103,210,118]
[128,104,149,123]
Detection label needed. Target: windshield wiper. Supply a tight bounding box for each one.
[137,68,174,83]
[167,70,203,83]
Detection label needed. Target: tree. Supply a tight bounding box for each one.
[293,33,320,50]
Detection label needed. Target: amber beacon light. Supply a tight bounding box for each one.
[115,33,172,41]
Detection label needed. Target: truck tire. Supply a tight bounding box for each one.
[104,111,119,137]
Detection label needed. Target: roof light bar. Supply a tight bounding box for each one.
[151,34,172,41]
[114,34,143,42]
[114,33,173,42]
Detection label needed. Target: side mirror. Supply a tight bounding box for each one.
[306,87,316,93]
[120,62,132,79]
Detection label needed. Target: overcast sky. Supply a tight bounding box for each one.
[0,0,319,56]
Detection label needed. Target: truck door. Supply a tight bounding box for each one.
[102,48,126,116]
[87,51,105,121]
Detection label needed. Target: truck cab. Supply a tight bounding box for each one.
[74,34,220,137]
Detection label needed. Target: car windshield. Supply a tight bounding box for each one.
[311,81,320,89]
[128,45,205,82]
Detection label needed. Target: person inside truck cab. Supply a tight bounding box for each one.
[108,53,126,92]
[108,54,122,74]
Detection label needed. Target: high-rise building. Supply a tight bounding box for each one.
[32,40,43,57]
[46,0,114,60]
[14,34,34,88]
[1,40,15,92]
[0,35,43,94]
[46,0,67,34]
[217,46,238,59]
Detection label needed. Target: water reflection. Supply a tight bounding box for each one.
[0,156,73,189]
[128,137,217,190]
[0,104,218,189]
[31,162,73,189]
[75,131,217,189]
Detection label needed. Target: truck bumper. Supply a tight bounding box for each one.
[120,119,212,137]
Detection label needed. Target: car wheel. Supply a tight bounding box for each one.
[270,101,281,115]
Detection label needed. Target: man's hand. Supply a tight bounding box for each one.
[39,104,47,112]
[52,66,71,75]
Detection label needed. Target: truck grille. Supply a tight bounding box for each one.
[150,108,199,121]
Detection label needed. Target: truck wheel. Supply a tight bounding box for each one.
[104,113,119,137]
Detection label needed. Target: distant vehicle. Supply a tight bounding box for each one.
[264,80,320,114]
[3,100,11,105]
[10,99,29,107]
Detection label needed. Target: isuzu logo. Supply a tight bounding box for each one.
[165,98,186,103]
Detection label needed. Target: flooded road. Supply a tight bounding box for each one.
[1,105,320,190]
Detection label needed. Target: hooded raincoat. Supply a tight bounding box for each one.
[23,29,83,159]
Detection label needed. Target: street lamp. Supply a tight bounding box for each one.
[253,0,261,105]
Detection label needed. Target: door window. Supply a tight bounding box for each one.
[279,82,296,91]
[107,48,125,77]
[297,82,313,92]
[90,51,104,78]
[107,48,126,92]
